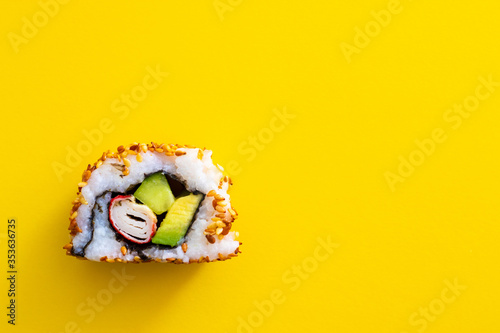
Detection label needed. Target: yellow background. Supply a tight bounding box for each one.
[1,1,500,332]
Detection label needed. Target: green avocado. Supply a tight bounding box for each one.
[134,172,175,215]
[151,193,204,246]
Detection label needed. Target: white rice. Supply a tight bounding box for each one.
[71,148,239,262]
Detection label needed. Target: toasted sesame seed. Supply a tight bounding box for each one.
[71,202,81,213]
[123,168,130,176]
[215,213,226,218]
[218,253,224,260]
[121,246,127,255]
[207,190,216,197]
[123,158,131,167]
[62,243,73,250]
[175,150,186,156]
[215,206,226,213]
[182,243,188,253]
[214,194,224,201]
[70,211,78,219]
[78,182,87,187]
[106,258,115,263]
[218,234,224,240]
[216,221,226,228]
[136,154,143,162]
[134,256,141,262]
[228,208,237,218]
[166,258,175,262]
[217,201,227,207]
[82,170,91,182]
[197,149,204,160]
[211,217,221,222]
[216,227,223,235]
[206,235,216,244]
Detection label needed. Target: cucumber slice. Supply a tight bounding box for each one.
[134,172,175,215]
[152,193,204,246]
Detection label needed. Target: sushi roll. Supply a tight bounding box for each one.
[63,142,241,263]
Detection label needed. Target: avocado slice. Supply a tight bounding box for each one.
[151,193,204,246]
[134,172,175,215]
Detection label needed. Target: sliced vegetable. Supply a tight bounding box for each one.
[134,172,175,215]
[152,193,204,246]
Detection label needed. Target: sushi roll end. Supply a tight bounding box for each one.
[64,142,241,264]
